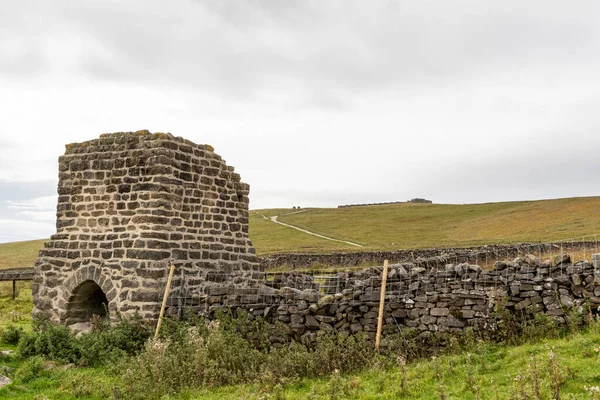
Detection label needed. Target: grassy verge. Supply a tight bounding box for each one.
[0,282,32,329]
[2,285,600,399]
[187,329,600,399]
[2,322,600,399]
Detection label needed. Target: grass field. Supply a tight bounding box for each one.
[249,210,354,255]
[2,281,600,399]
[0,240,46,270]
[0,281,32,329]
[275,196,600,252]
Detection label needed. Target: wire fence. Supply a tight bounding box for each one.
[160,235,600,318]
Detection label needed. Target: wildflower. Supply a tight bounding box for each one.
[396,355,407,367]
[207,320,220,333]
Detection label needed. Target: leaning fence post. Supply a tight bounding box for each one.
[177,268,184,320]
[375,259,389,350]
[155,264,176,338]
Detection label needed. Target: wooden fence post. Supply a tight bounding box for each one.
[155,264,176,338]
[375,259,389,350]
[12,280,16,300]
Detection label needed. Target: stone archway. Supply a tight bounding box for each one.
[64,280,109,326]
[58,265,117,327]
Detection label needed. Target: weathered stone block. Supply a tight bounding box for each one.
[430,308,450,317]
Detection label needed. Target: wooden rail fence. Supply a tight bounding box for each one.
[0,267,34,299]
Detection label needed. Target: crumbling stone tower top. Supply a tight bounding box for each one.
[33,130,260,325]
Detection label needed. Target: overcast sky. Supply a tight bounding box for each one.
[1,0,599,242]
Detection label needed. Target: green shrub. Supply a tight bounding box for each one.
[30,311,52,332]
[121,319,379,399]
[521,313,562,341]
[122,329,206,399]
[265,340,316,379]
[213,308,273,352]
[0,324,24,344]
[79,314,151,366]
[312,333,374,375]
[17,322,81,363]
[203,326,264,385]
[14,355,45,383]
[17,313,150,366]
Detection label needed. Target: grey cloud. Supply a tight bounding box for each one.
[1,0,600,242]
[0,181,56,204]
[0,181,57,240]
[198,0,316,31]
[0,47,46,77]
[421,144,600,204]
[4,1,600,102]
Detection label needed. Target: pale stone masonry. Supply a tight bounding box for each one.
[33,131,261,325]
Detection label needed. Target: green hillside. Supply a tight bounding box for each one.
[272,196,600,253]
[2,196,600,268]
[0,239,46,269]
[249,211,353,255]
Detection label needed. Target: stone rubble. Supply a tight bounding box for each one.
[0,374,11,389]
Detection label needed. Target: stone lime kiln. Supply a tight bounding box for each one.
[32,131,261,326]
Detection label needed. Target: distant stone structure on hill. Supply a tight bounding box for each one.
[408,198,432,204]
[338,198,432,208]
[32,131,261,327]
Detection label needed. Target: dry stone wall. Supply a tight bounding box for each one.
[337,198,432,208]
[259,241,599,270]
[191,253,600,343]
[33,131,261,326]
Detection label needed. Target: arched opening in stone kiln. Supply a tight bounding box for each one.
[65,280,109,325]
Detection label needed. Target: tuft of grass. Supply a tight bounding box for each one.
[0,281,33,329]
